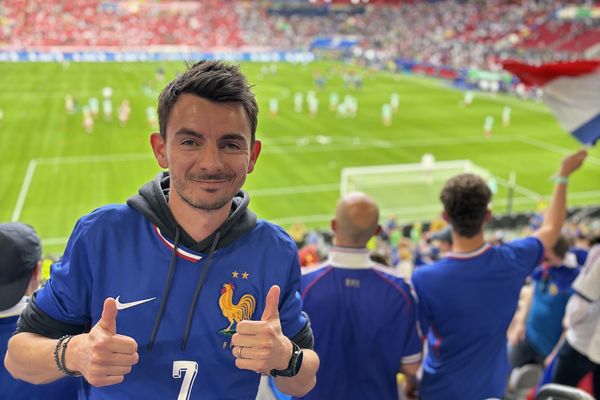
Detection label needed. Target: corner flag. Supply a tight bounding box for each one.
[503,60,600,146]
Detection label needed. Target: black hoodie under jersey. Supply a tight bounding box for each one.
[127,171,257,252]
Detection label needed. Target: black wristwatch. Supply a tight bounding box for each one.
[270,341,304,377]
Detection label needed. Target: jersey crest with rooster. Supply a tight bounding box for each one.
[218,282,256,335]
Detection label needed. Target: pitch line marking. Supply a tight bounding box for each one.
[11,159,38,222]
[12,135,595,224]
[36,153,154,165]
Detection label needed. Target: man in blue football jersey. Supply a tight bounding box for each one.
[412,149,587,400]
[298,192,422,400]
[0,222,78,399]
[508,235,580,369]
[5,61,319,399]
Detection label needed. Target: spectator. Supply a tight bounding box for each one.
[5,61,319,399]
[0,222,78,399]
[508,235,580,369]
[412,149,587,400]
[430,225,453,258]
[551,242,600,398]
[298,192,422,400]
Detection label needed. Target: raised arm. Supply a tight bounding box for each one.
[533,149,587,251]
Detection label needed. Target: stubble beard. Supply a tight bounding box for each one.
[173,174,246,212]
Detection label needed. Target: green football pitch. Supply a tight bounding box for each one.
[1,61,598,255]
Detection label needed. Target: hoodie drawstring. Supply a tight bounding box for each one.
[148,226,181,351]
[181,230,221,351]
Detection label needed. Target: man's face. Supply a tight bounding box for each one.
[151,94,260,212]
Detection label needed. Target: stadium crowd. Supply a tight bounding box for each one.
[0,0,243,48]
[1,0,599,69]
[293,209,600,275]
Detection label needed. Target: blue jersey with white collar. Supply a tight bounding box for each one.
[35,204,307,400]
[297,247,422,400]
[412,237,543,400]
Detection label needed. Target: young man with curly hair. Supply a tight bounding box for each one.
[412,150,587,400]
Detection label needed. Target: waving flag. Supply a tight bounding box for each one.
[503,60,600,146]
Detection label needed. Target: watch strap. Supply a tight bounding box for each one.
[270,340,303,377]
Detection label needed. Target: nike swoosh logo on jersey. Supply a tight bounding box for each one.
[115,296,157,310]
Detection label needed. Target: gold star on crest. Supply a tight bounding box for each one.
[232,271,239,279]
[242,272,249,279]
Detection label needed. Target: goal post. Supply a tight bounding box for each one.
[340,160,493,221]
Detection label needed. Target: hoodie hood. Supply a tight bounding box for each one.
[127,171,257,253]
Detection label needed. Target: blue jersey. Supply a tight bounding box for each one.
[412,237,543,400]
[296,248,422,400]
[1,314,79,399]
[526,265,579,356]
[35,205,307,400]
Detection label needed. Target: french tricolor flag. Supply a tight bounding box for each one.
[503,60,600,146]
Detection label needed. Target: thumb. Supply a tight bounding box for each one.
[261,285,280,321]
[98,297,118,335]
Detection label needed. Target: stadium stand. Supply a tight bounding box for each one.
[1,0,598,65]
[0,0,243,48]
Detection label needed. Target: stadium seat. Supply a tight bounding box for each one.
[507,364,544,400]
[536,384,596,400]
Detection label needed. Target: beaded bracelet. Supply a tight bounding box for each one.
[54,334,82,377]
[53,335,70,374]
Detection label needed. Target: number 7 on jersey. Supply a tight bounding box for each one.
[173,361,198,400]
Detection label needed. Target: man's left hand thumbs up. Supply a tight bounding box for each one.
[232,285,293,374]
[261,285,281,321]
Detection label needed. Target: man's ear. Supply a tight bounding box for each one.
[484,210,492,222]
[247,140,262,173]
[374,224,382,236]
[150,133,168,169]
[441,211,449,222]
[27,261,42,295]
[32,261,42,284]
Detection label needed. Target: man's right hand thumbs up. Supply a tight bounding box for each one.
[64,297,139,387]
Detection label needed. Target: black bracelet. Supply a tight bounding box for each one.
[53,335,69,374]
[56,334,82,377]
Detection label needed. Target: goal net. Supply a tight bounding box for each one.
[340,160,493,221]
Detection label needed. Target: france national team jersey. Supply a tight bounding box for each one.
[412,237,543,400]
[34,205,307,400]
[526,265,579,357]
[297,248,422,400]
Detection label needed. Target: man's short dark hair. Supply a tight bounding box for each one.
[157,60,258,142]
[440,173,491,238]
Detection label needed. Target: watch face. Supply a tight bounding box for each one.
[293,348,304,375]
